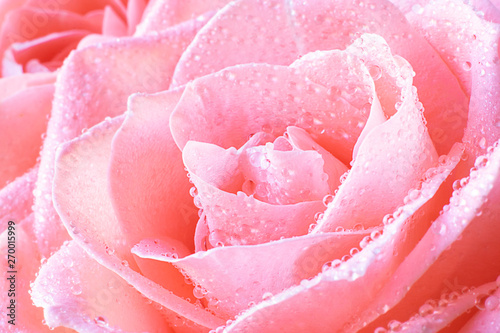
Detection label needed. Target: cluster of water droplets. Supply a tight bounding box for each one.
[375,276,500,332]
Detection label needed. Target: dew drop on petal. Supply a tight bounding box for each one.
[193,286,208,299]
[475,294,489,310]
[387,320,401,331]
[94,316,108,327]
[105,246,115,255]
[374,328,388,333]
[479,137,487,149]
[419,303,434,317]
[262,292,273,300]
[383,214,395,225]
[370,229,382,240]
[322,194,334,207]
[485,295,499,311]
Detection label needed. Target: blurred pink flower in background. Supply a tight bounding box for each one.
[0,0,499,332]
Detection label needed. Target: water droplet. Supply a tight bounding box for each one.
[322,194,334,207]
[475,156,489,169]
[262,292,273,300]
[94,316,108,327]
[448,291,460,302]
[383,214,395,225]
[485,295,499,311]
[193,286,208,299]
[463,61,472,71]
[189,187,198,197]
[419,303,434,316]
[105,246,115,255]
[369,65,382,80]
[242,179,256,195]
[479,137,487,149]
[370,229,382,240]
[353,223,363,231]
[121,260,129,267]
[260,158,271,170]
[321,261,332,272]
[387,320,401,331]
[359,236,371,248]
[193,196,203,208]
[475,294,489,310]
[438,224,447,235]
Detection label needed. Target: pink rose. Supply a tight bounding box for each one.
[1,0,500,332]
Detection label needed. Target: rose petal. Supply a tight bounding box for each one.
[468,0,500,23]
[289,49,374,111]
[0,0,26,23]
[464,27,500,157]
[24,0,126,16]
[170,63,369,164]
[33,21,203,256]
[0,167,37,234]
[31,241,172,332]
[288,0,469,155]
[372,280,498,332]
[315,34,438,231]
[459,284,500,332]
[364,141,500,330]
[239,142,331,205]
[288,43,392,160]
[133,229,371,319]
[0,214,55,332]
[403,0,500,158]
[184,140,325,246]
[170,0,300,87]
[54,115,134,261]
[223,143,461,332]
[137,0,232,35]
[110,89,199,249]
[10,30,89,66]
[286,126,349,193]
[52,116,224,331]
[126,0,147,35]
[0,81,54,187]
[102,5,128,36]
[0,70,55,98]
[0,7,102,72]
[404,0,486,95]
